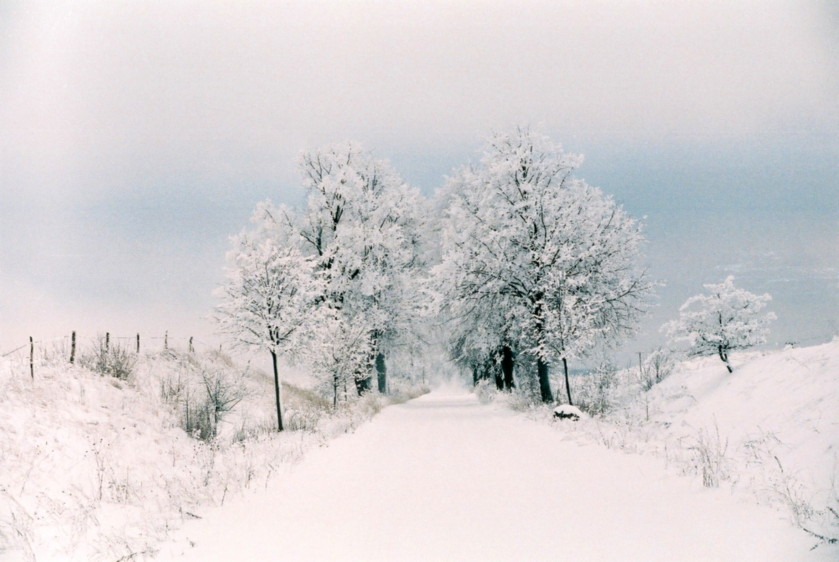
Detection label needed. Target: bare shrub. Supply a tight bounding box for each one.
[688,425,730,488]
[81,338,136,380]
[576,362,617,416]
[355,393,386,418]
[182,389,215,441]
[282,409,321,432]
[640,348,675,391]
[201,366,246,431]
[0,493,35,562]
[150,350,249,442]
[767,455,816,527]
[281,381,331,432]
[503,389,541,413]
[179,366,246,442]
[802,497,839,550]
[386,377,431,403]
[473,379,496,404]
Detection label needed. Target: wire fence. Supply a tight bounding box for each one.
[0,331,223,379]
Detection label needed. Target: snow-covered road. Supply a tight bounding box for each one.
[159,389,824,561]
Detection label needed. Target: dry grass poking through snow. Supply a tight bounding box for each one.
[478,340,839,554]
[0,348,428,561]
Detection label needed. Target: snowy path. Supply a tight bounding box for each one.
[159,389,823,561]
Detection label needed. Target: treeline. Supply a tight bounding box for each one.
[215,127,660,430]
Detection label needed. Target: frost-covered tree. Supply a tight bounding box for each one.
[215,214,318,431]
[308,306,374,407]
[289,143,426,394]
[435,128,653,404]
[664,276,775,372]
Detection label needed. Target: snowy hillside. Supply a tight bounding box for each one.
[554,339,839,551]
[648,340,839,491]
[0,347,425,561]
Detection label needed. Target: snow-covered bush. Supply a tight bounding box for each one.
[473,379,497,404]
[180,366,247,441]
[80,337,136,380]
[281,383,332,433]
[639,348,675,391]
[151,350,248,441]
[803,496,839,550]
[574,362,618,416]
[687,425,731,488]
[663,276,775,372]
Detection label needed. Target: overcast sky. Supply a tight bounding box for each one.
[1,1,837,361]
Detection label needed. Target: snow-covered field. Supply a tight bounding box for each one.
[1,340,837,560]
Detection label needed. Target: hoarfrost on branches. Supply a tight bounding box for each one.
[293,143,427,394]
[434,127,653,404]
[215,215,320,430]
[663,275,776,372]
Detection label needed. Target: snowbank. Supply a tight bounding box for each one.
[556,340,839,552]
[0,348,423,561]
[479,340,838,553]
[649,340,839,491]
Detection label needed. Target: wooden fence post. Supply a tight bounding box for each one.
[136,333,140,354]
[29,336,34,380]
[105,332,110,354]
[70,331,76,364]
[164,331,168,350]
[189,337,194,354]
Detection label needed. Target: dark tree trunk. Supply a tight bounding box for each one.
[718,346,733,373]
[472,365,479,386]
[270,350,284,432]
[494,368,504,391]
[537,356,553,403]
[562,357,573,406]
[376,352,387,394]
[355,375,372,395]
[532,300,552,402]
[501,345,515,391]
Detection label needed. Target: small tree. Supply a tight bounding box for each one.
[216,221,318,431]
[639,347,675,391]
[307,306,374,407]
[664,276,775,372]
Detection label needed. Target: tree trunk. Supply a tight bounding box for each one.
[270,350,284,431]
[480,355,501,389]
[501,345,515,391]
[562,357,573,406]
[537,356,553,403]
[355,375,372,395]
[533,301,552,403]
[376,352,387,394]
[718,347,733,373]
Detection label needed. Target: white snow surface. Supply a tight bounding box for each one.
[643,340,839,496]
[159,388,826,561]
